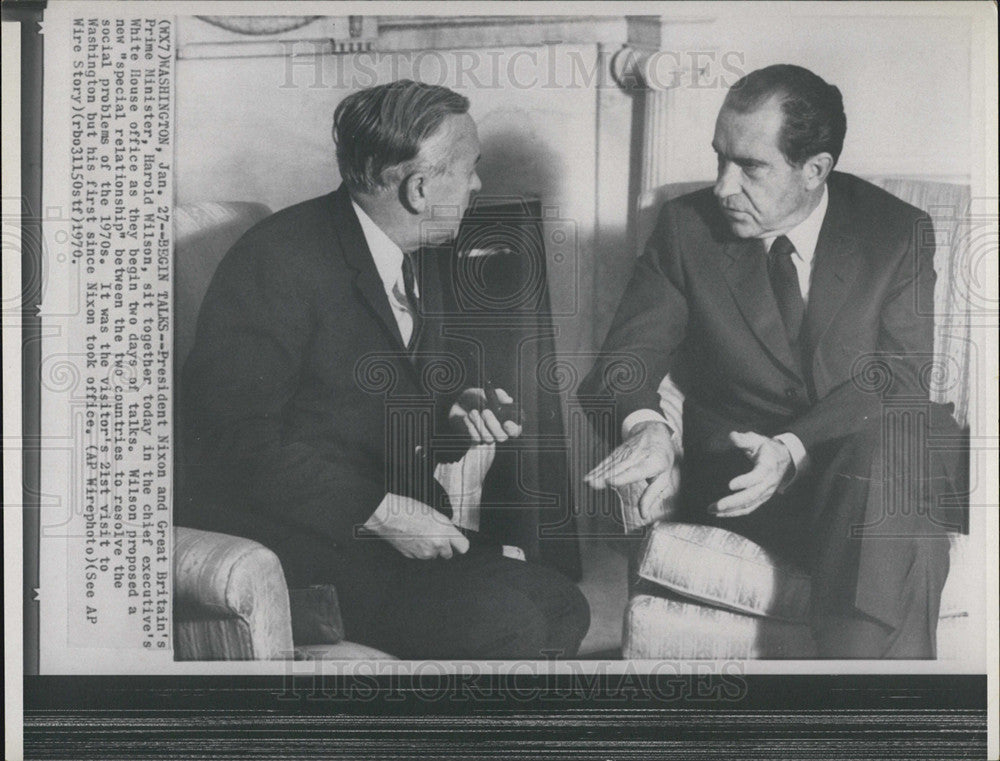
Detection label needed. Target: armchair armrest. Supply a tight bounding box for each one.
[611,473,681,533]
[173,526,294,660]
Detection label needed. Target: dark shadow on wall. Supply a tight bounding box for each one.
[477,115,564,202]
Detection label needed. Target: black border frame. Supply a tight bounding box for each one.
[22,675,988,758]
[6,3,988,757]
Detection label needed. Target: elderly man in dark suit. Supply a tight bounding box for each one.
[582,64,960,658]
[180,80,589,659]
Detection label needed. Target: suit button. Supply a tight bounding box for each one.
[784,388,798,399]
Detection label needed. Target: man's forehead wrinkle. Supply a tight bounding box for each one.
[719,122,783,165]
[713,137,767,166]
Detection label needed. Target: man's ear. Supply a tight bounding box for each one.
[803,152,834,190]
[400,171,427,214]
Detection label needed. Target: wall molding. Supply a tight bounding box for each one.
[376,15,629,52]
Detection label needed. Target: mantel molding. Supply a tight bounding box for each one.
[375,15,629,52]
[178,14,636,59]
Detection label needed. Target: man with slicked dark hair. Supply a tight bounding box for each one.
[181,80,589,659]
[582,64,961,658]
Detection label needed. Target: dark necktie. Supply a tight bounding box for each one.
[768,235,805,342]
[401,251,421,350]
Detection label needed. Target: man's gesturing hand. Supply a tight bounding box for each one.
[363,494,470,559]
[584,421,678,523]
[449,387,523,444]
[710,431,793,518]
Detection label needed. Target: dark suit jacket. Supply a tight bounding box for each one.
[581,172,938,455]
[179,185,471,590]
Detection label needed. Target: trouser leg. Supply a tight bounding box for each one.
[349,547,591,660]
[813,537,949,659]
[807,420,952,658]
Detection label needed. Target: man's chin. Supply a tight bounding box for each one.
[725,219,761,238]
[719,207,760,237]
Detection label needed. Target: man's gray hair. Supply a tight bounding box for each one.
[333,79,470,194]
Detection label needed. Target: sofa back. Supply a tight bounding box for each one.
[174,202,272,372]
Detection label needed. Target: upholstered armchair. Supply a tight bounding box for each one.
[173,524,399,660]
[619,177,980,660]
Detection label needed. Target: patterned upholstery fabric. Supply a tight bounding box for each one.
[173,526,397,661]
[174,526,294,660]
[612,479,681,533]
[623,594,817,660]
[288,586,346,645]
[636,523,812,623]
[631,521,972,658]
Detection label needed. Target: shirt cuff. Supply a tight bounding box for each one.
[363,492,396,532]
[621,409,682,452]
[773,432,808,491]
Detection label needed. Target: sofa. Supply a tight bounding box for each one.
[619,177,979,660]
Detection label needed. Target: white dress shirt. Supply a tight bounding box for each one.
[762,183,828,304]
[352,199,419,346]
[622,185,830,482]
[353,201,517,553]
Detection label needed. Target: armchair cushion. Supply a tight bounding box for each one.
[613,480,680,533]
[637,522,812,623]
[174,527,397,660]
[623,592,817,660]
[288,585,345,645]
[295,642,398,661]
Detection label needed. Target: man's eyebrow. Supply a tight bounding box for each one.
[713,145,765,167]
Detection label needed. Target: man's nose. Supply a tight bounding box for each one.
[714,161,740,201]
[471,172,482,193]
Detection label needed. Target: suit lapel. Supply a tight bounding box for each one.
[802,184,860,359]
[328,186,421,382]
[720,236,803,379]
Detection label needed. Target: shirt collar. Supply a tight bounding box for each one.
[351,199,406,291]
[764,184,829,263]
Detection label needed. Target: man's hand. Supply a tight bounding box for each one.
[363,494,470,559]
[710,431,793,518]
[585,421,678,522]
[449,387,523,444]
